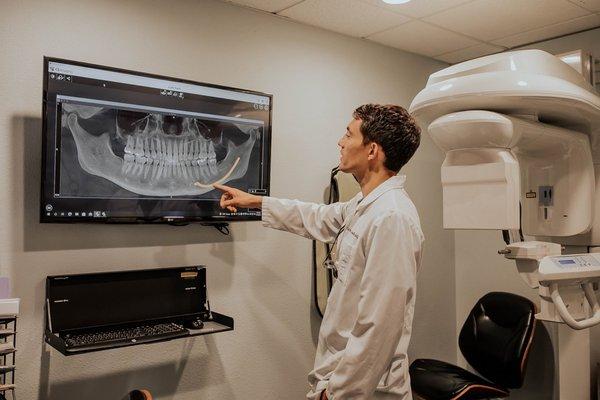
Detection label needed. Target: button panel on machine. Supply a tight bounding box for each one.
[553,255,600,269]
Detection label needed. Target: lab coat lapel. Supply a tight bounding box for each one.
[356,175,406,212]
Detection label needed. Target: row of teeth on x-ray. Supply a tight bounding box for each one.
[63,104,258,196]
[121,125,220,181]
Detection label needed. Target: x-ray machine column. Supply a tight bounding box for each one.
[410,49,600,399]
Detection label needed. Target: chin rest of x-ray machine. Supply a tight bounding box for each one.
[410,49,600,399]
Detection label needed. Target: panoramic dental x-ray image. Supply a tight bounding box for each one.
[60,102,259,198]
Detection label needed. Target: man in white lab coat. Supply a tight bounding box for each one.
[214,104,424,400]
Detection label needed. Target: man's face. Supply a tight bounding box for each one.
[338,118,370,174]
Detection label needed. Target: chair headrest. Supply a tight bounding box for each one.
[459,291,536,389]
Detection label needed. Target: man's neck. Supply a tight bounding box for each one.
[355,168,395,198]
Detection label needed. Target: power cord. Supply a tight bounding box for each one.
[200,223,230,235]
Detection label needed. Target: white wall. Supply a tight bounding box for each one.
[0,1,454,399]
[454,27,600,400]
[516,27,600,59]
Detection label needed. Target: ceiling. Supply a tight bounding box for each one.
[220,0,600,63]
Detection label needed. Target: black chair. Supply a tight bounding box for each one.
[410,292,536,400]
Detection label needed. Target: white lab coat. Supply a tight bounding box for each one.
[261,175,424,400]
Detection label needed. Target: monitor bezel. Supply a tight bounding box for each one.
[40,56,272,224]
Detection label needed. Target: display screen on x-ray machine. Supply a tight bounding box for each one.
[41,57,272,223]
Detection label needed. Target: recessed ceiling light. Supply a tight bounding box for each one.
[382,0,412,4]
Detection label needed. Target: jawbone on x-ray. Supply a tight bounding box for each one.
[61,103,259,196]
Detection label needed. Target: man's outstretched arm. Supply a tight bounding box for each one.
[213,184,351,243]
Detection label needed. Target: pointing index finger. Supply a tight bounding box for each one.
[213,183,230,192]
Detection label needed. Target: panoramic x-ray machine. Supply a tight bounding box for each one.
[410,49,600,399]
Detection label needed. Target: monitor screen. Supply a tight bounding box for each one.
[41,57,271,223]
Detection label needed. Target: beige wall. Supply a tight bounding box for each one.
[454,27,600,400]
[516,27,600,58]
[0,1,454,399]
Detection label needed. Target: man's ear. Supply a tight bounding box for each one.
[367,142,378,160]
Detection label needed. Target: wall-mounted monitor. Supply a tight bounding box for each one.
[41,57,272,223]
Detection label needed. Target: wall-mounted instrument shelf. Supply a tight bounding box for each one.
[44,266,233,356]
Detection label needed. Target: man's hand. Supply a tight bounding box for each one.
[213,183,263,213]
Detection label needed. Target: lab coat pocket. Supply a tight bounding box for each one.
[336,233,357,285]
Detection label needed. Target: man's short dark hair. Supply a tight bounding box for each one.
[353,104,421,173]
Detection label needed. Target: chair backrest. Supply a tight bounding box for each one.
[459,291,536,389]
